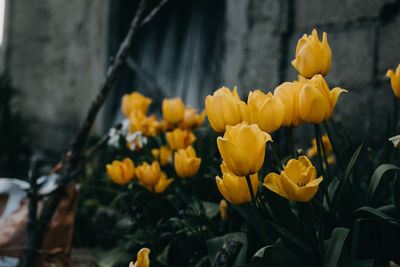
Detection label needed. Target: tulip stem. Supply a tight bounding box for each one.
[269,142,284,170]
[323,121,345,171]
[288,127,296,159]
[245,175,257,208]
[320,132,333,183]
[314,124,332,207]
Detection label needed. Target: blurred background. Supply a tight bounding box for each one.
[2,0,400,174]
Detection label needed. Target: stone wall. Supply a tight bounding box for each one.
[222,0,400,147]
[6,0,108,154]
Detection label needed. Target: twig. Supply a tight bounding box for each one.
[22,157,39,267]
[33,0,169,260]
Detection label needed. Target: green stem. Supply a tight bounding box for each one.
[269,142,284,170]
[314,124,332,207]
[245,175,257,207]
[288,127,296,159]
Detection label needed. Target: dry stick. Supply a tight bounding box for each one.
[31,0,169,263]
[22,157,39,267]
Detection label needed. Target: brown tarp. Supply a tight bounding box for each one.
[0,184,79,266]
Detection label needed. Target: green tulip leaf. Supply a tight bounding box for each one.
[323,227,350,267]
[366,164,400,204]
[330,144,363,220]
[251,241,307,267]
[355,206,400,226]
[201,201,220,219]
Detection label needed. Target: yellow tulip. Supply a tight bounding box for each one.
[122,92,152,117]
[240,90,285,133]
[217,122,272,176]
[166,128,196,150]
[151,172,174,194]
[162,98,185,124]
[263,156,323,202]
[306,133,333,158]
[174,146,201,178]
[216,162,259,204]
[219,199,228,221]
[179,106,206,129]
[205,86,243,132]
[274,81,304,127]
[129,248,150,267]
[298,75,347,124]
[106,158,135,185]
[291,29,332,78]
[152,146,172,166]
[129,112,161,137]
[135,161,162,187]
[386,64,400,98]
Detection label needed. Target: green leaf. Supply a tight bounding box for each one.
[394,173,400,212]
[330,144,363,220]
[97,247,132,267]
[251,242,307,267]
[202,201,220,219]
[366,164,400,204]
[323,227,350,267]
[264,220,315,264]
[355,206,400,226]
[156,243,170,266]
[206,232,247,267]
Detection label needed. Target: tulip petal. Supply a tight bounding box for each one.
[217,137,251,176]
[257,95,285,133]
[296,177,323,202]
[223,173,251,203]
[280,171,301,201]
[216,176,241,204]
[299,84,327,123]
[263,172,286,198]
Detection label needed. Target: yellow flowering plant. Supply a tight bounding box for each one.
[78,27,400,267]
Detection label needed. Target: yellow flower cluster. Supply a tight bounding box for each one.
[205,29,349,203]
[106,92,204,192]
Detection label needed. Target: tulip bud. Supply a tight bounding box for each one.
[216,162,259,204]
[205,86,243,132]
[179,106,206,129]
[122,92,151,117]
[386,64,400,98]
[162,98,185,124]
[106,158,135,185]
[274,81,304,127]
[135,161,162,187]
[217,122,272,176]
[130,248,150,267]
[174,146,201,178]
[219,199,228,221]
[306,133,332,158]
[292,29,332,78]
[240,90,285,133]
[166,128,196,150]
[263,156,323,202]
[298,75,347,124]
[152,172,174,194]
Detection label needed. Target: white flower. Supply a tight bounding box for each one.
[389,135,400,148]
[126,131,148,151]
[107,128,120,147]
[121,118,131,136]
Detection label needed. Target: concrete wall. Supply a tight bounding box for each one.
[6,0,108,154]
[222,0,400,147]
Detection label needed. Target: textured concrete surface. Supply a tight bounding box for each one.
[7,0,108,153]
